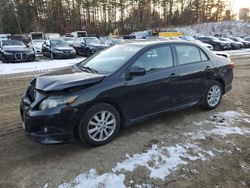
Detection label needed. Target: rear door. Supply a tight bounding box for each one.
[173,44,214,106]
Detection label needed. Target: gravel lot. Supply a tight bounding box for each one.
[0,56,249,188]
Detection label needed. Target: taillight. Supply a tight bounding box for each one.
[228,63,235,69]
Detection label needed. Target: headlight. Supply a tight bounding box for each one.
[39,96,77,110]
[71,49,76,53]
[53,50,63,53]
[27,50,34,54]
[3,51,13,55]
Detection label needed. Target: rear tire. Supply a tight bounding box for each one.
[202,81,223,110]
[78,103,121,146]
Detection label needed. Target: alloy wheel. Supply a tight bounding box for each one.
[87,111,116,142]
[207,85,221,107]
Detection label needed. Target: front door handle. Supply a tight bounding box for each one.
[169,73,179,78]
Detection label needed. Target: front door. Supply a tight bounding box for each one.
[120,45,180,120]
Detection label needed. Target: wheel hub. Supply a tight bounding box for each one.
[87,111,116,142]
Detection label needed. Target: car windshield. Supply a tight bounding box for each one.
[225,38,235,42]
[85,37,102,44]
[235,37,244,42]
[78,45,143,74]
[210,37,221,42]
[51,40,69,47]
[2,40,25,46]
[183,36,196,41]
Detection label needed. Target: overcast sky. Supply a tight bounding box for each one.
[230,0,250,13]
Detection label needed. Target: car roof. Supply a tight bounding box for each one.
[120,40,197,48]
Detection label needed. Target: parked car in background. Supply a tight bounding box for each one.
[71,31,88,38]
[229,37,250,48]
[63,37,76,46]
[244,37,250,42]
[45,33,61,40]
[198,36,231,51]
[73,37,107,57]
[104,38,125,46]
[21,41,234,146]
[0,34,10,41]
[28,39,45,54]
[181,36,213,50]
[11,34,30,45]
[218,38,243,50]
[214,33,227,38]
[30,32,44,40]
[42,39,76,59]
[0,40,35,63]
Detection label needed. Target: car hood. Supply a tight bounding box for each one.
[33,67,105,92]
[88,43,106,49]
[53,46,74,51]
[219,41,230,45]
[3,46,28,52]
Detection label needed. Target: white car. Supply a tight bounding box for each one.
[29,39,45,54]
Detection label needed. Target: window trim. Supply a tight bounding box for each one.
[174,44,209,66]
[199,48,209,62]
[130,44,175,75]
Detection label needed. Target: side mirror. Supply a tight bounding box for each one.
[126,66,145,80]
[81,42,86,46]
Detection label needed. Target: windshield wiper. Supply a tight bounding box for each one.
[79,66,98,73]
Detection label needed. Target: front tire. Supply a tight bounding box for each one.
[50,52,54,60]
[1,56,8,63]
[86,49,91,57]
[202,81,223,110]
[214,45,221,51]
[78,103,121,146]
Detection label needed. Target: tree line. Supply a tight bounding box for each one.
[0,0,235,35]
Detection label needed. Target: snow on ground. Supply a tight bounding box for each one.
[0,57,85,75]
[58,169,125,188]
[178,20,250,37]
[56,110,250,188]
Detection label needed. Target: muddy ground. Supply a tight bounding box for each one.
[0,57,249,188]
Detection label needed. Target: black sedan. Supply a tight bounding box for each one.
[20,41,234,146]
[219,38,244,50]
[42,39,76,59]
[229,37,250,48]
[198,36,231,51]
[0,40,35,63]
[73,37,107,57]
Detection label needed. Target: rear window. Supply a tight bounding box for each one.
[175,45,208,65]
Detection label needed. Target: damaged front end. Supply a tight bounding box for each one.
[20,67,105,144]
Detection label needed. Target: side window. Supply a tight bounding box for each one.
[200,50,209,61]
[132,46,173,72]
[175,45,201,65]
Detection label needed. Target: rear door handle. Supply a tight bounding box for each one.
[205,66,211,70]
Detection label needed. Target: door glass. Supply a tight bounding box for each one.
[200,50,209,61]
[132,46,173,72]
[175,45,202,65]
